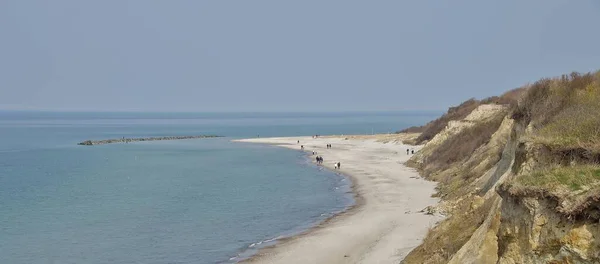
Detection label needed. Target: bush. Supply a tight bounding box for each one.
[481,87,526,109]
[513,72,596,127]
[513,70,600,151]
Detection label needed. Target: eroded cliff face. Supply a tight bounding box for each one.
[403,82,600,264]
[410,104,507,168]
[496,194,600,264]
[402,104,514,263]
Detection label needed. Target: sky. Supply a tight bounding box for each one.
[1,0,600,112]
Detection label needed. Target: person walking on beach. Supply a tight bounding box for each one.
[301,145,304,150]
[337,162,341,169]
[411,149,414,154]
[407,148,410,155]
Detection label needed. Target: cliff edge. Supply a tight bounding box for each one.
[402,70,600,264]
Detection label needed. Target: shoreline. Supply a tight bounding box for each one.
[230,152,359,263]
[232,135,442,264]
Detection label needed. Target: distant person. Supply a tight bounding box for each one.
[301,145,304,150]
[337,162,341,169]
[411,149,415,154]
[297,140,300,144]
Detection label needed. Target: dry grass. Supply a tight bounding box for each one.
[402,196,494,263]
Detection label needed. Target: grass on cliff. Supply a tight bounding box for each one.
[514,71,600,152]
[516,165,600,191]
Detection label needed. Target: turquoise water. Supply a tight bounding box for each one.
[0,111,437,264]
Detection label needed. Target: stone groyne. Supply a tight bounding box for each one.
[78,135,221,146]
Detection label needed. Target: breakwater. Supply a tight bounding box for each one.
[78,135,221,145]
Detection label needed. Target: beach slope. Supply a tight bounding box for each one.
[234,135,441,264]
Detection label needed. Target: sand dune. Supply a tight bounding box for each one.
[234,135,441,264]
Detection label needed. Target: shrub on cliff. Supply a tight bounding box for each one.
[412,98,480,143]
[513,70,600,152]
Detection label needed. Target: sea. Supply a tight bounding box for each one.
[0,111,438,264]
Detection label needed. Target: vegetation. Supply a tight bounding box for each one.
[412,98,480,144]
[399,87,524,144]
[516,165,600,191]
[480,87,526,107]
[423,111,506,176]
[404,70,600,263]
[403,196,494,263]
[513,71,600,152]
[398,125,426,134]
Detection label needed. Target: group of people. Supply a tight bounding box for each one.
[406,148,415,155]
[298,138,340,169]
[316,155,324,164]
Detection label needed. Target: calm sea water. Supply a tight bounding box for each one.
[0,111,437,264]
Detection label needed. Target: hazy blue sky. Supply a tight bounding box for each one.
[1,0,599,112]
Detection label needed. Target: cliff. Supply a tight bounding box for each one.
[402,70,600,264]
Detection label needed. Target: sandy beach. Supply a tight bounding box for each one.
[234,135,442,264]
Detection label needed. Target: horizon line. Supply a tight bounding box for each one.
[0,109,445,114]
